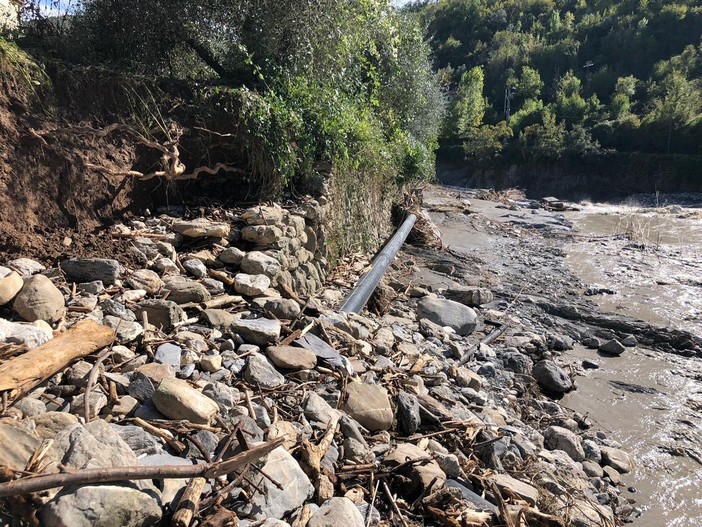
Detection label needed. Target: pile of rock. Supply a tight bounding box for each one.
[0,201,638,527]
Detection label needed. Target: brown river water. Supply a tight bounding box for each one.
[562,196,702,527]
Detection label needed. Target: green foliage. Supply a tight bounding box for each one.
[462,121,512,161]
[455,66,485,135]
[15,0,445,220]
[519,111,566,159]
[514,66,543,101]
[416,0,702,159]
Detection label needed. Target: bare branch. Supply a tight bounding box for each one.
[0,438,284,498]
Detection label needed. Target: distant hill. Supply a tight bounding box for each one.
[413,0,702,161]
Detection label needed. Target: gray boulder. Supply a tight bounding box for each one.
[601,446,634,474]
[232,317,281,346]
[182,258,208,278]
[599,339,626,356]
[254,297,301,319]
[138,299,185,332]
[444,286,494,307]
[61,258,121,285]
[532,360,573,393]
[417,296,478,335]
[244,353,285,389]
[234,273,271,297]
[396,391,421,435]
[343,382,393,431]
[0,423,41,471]
[39,485,161,527]
[0,318,53,349]
[163,276,211,304]
[544,425,585,461]
[249,446,314,519]
[13,275,65,323]
[308,497,365,527]
[240,251,282,277]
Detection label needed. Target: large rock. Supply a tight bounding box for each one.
[39,420,142,473]
[7,258,45,276]
[219,247,246,266]
[0,267,23,305]
[444,286,494,307]
[544,425,585,462]
[241,225,283,245]
[249,446,314,519]
[384,443,446,498]
[241,204,286,225]
[396,391,421,435]
[152,378,219,424]
[308,497,365,527]
[138,299,185,332]
[532,360,573,393]
[172,218,230,238]
[103,315,144,344]
[163,276,211,304]
[303,392,339,426]
[254,297,301,319]
[240,251,282,277]
[39,485,162,527]
[267,345,317,370]
[31,412,79,439]
[0,423,41,471]
[126,269,163,295]
[0,318,53,349]
[235,273,271,297]
[182,259,208,278]
[417,296,478,335]
[244,353,285,389]
[489,473,539,506]
[201,309,236,332]
[343,382,393,431]
[599,339,626,356]
[600,446,634,474]
[13,274,66,322]
[61,258,121,285]
[232,317,281,346]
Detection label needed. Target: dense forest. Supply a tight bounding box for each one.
[410,0,702,163]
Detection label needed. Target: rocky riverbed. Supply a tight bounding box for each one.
[1,186,697,527]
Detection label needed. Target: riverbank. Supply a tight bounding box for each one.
[420,185,702,526]
[0,185,699,526]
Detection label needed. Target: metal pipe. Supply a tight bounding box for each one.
[340,214,417,314]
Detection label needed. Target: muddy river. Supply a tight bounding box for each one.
[563,195,702,527]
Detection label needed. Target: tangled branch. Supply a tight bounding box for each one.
[44,123,244,181]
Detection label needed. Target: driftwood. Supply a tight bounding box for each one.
[171,476,207,527]
[0,320,115,405]
[0,437,284,498]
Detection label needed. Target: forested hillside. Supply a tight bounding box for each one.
[412,0,702,162]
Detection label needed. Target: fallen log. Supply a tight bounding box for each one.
[0,437,284,498]
[0,320,115,406]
